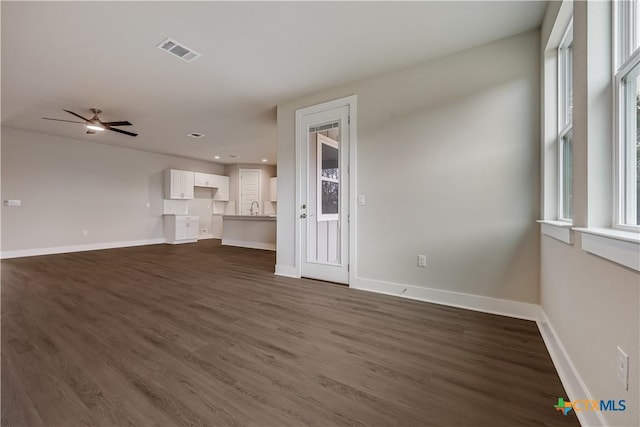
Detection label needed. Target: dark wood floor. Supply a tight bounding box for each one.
[2,239,578,427]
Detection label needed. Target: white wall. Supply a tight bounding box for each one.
[540,2,639,426]
[277,30,541,305]
[1,127,224,254]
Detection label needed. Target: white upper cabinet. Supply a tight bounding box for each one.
[165,169,194,199]
[194,172,216,188]
[214,176,229,201]
[166,169,228,200]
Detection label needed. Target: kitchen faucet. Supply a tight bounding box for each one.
[250,200,260,216]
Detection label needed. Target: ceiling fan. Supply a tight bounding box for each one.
[42,108,137,137]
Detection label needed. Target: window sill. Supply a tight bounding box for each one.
[573,227,640,272]
[537,220,574,244]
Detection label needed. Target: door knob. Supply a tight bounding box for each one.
[300,213,307,219]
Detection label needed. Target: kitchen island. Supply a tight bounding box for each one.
[221,215,276,251]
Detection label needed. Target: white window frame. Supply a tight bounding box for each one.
[558,20,574,222]
[614,0,640,231]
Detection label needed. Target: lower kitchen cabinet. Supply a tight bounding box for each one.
[164,215,199,244]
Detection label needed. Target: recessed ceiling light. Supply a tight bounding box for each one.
[261,159,267,162]
[187,132,204,139]
[213,155,220,159]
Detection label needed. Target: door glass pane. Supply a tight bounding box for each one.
[307,126,341,265]
[320,142,339,217]
[321,144,339,178]
[322,181,339,214]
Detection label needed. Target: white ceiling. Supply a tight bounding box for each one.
[1,1,546,165]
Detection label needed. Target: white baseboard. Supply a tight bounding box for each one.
[351,277,540,321]
[274,264,299,278]
[166,238,198,245]
[0,238,167,259]
[198,234,221,240]
[221,239,275,251]
[537,309,605,427]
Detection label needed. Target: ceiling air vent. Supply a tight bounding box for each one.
[157,38,201,62]
[187,132,205,139]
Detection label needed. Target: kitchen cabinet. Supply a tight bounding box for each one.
[213,176,229,201]
[195,172,229,201]
[269,177,277,202]
[164,215,199,244]
[194,172,216,188]
[165,169,194,199]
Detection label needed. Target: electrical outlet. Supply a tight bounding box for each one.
[146,202,151,208]
[4,199,21,207]
[82,230,88,236]
[417,254,427,267]
[202,228,208,234]
[617,346,629,390]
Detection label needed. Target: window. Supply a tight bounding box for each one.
[558,20,573,221]
[615,0,640,230]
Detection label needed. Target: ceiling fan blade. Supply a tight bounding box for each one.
[42,117,85,124]
[63,109,91,123]
[106,126,137,137]
[101,121,132,127]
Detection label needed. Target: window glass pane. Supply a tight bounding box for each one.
[558,21,572,131]
[562,131,573,220]
[631,133,640,225]
[623,64,640,225]
[631,73,640,225]
[635,0,640,54]
[558,22,572,221]
[566,45,573,124]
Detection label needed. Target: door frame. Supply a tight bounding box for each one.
[295,95,357,286]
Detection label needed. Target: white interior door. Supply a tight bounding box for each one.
[239,169,262,215]
[299,105,350,284]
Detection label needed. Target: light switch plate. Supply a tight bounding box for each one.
[417,254,427,267]
[617,346,629,390]
[358,195,365,206]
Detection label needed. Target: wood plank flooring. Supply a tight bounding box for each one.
[2,240,579,426]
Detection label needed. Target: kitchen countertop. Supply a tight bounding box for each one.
[222,215,276,221]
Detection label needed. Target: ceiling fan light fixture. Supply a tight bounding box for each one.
[86,124,105,132]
